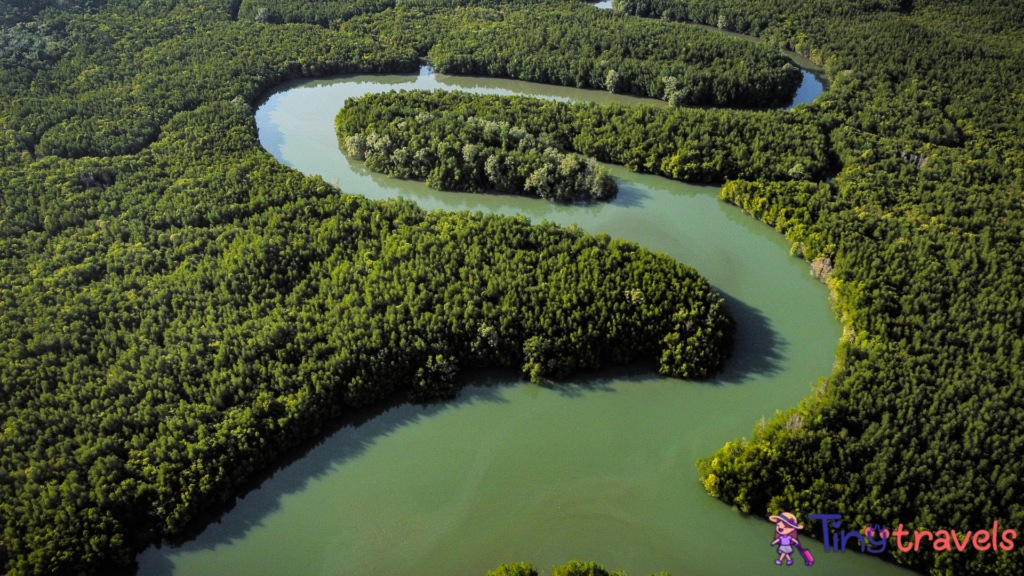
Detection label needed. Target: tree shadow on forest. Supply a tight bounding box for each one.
[123,294,782,576]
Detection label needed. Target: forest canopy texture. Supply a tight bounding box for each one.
[486,559,638,576]
[336,92,621,202]
[2,0,1024,575]
[0,0,737,574]
[335,89,830,189]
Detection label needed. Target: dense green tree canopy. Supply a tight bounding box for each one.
[336,91,619,201]
[336,89,830,186]
[425,0,801,106]
[328,0,801,106]
[0,0,737,574]
[3,0,1024,574]
[486,559,654,576]
[656,1,1024,575]
[1,0,111,28]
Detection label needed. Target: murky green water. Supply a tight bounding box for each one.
[134,69,914,575]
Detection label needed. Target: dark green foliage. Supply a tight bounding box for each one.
[0,0,418,164]
[3,0,1024,574]
[0,0,110,28]
[328,0,803,106]
[683,2,1024,576]
[425,0,801,107]
[485,560,663,576]
[237,0,394,26]
[337,91,618,201]
[611,0,911,38]
[0,1,733,574]
[337,89,830,186]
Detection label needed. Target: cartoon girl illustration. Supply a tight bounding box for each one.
[770,512,812,566]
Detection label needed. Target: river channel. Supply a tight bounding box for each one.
[134,60,913,576]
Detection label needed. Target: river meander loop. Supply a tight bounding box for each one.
[133,67,914,576]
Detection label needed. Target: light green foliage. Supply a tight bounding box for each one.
[337,91,620,201]
[422,0,801,106]
[337,89,830,187]
[0,1,733,573]
[671,1,1024,575]
[485,560,662,576]
[3,0,1023,574]
[486,562,539,576]
[552,560,626,576]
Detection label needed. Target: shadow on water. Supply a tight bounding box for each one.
[608,179,652,208]
[542,359,657,398]
[589,0,829,106]
[712,292,787,385]
[123,289,783,574]
[541,292,786,390]
[124,286,781,576]
[123,373,516,576]
[126,364,649,575]
[252,96,288,164]
[781,71,826,110]
[139,72,789,569]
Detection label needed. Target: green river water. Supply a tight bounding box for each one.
[133,68,915,575]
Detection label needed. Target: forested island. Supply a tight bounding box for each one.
[337,92,619,201]
[0,0,739,573]
[336,89,829,193]
[2,0,1024,575]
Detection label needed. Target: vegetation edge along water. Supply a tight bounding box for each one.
[333,89,830,194]
[0,1,744,574]
[3,0,1024,575]
[604,2,1024,576]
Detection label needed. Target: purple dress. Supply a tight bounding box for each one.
[777,534,795,554]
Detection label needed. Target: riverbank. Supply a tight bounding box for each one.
[132,68,911,576]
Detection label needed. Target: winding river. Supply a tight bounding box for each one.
[134,63,913,576]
